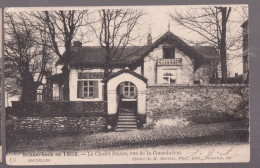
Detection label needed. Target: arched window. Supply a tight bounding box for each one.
[119,82,137,99]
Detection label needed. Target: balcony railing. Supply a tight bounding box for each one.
[157,58,182,66]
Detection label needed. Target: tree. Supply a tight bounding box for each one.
[170,6,246,83]
[91,9,146,100]
[4,12,53,101]
[31,10,89,100]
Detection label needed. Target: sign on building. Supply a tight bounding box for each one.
[78,72,104,79]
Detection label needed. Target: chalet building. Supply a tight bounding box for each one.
[49,30,219,130]
[241,20,249,84]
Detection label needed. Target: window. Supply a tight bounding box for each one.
[77,80,99,99]
[37,90,43,102]
[162,70,176,84]
[59,85,64,101]
[163,76,176,84]
[163,46,175,59]
[243,55,249,73]
[123,82,136,99]
[83,81,94,98]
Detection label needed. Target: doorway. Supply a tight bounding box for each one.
[116,81,138,131]
[117,81,137,112]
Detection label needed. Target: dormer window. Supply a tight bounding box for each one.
[163,46,175,59]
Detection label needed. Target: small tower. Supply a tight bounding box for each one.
[147,33,152,46]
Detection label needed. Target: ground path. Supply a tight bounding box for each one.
[8,121,248,153]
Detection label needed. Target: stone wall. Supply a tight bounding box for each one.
[11,116,107,134]
[146,84,249,126]
[8,101,107,135]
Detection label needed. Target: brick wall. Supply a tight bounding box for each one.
[146,84,249,126]
[8,101,107,134]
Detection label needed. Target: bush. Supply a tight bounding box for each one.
[233,89,249,119]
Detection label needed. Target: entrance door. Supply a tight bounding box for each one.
[118,82,137,111]
[116,81,138,131]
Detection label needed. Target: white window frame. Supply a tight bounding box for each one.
[163,76,176,84]
[162,69,177,84]
[83,80,94,98]
[123,82,136,99]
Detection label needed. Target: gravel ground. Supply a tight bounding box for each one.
[7,121,248,153]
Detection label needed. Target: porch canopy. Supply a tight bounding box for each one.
[101,69,147,116]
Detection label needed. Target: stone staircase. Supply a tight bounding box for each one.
[116,107,137,132]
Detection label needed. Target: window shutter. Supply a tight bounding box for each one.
[102,85,105,100]
[77,81,83,98]
[93,81,99,98]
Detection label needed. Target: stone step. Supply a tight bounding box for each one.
[118,113,136,116]
[116,108,138,132]
[115,128,137,132]
[117,120,137,123]
[117,121,137,125]
[118,118,136,121]
[118,118,136,122]
[118,117,136,119]
[119,111,135,113]
[117,125,137,128]
[118,115,136,119]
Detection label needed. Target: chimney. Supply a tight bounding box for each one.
[73,41,82,48]
[235,73,238,78]
[147,33,152,46]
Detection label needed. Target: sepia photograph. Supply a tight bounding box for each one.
[0,8,2,163]
[4,5,249,165]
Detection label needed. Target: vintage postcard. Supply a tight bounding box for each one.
[0,8,2,163]
[4,5,249,165]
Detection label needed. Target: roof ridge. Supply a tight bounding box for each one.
[193,45,216,48]
[80,45,146,48]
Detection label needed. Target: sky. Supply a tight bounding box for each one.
[5,5,248,105]
[6,5,248,74]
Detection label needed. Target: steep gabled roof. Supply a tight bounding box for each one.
[57,31,217,70]
[136,31,208,70]
[56,46,147,68]
[193,46,219,59]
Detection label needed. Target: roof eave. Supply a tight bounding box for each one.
[138,31,206,71]
[101,69,148,83]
